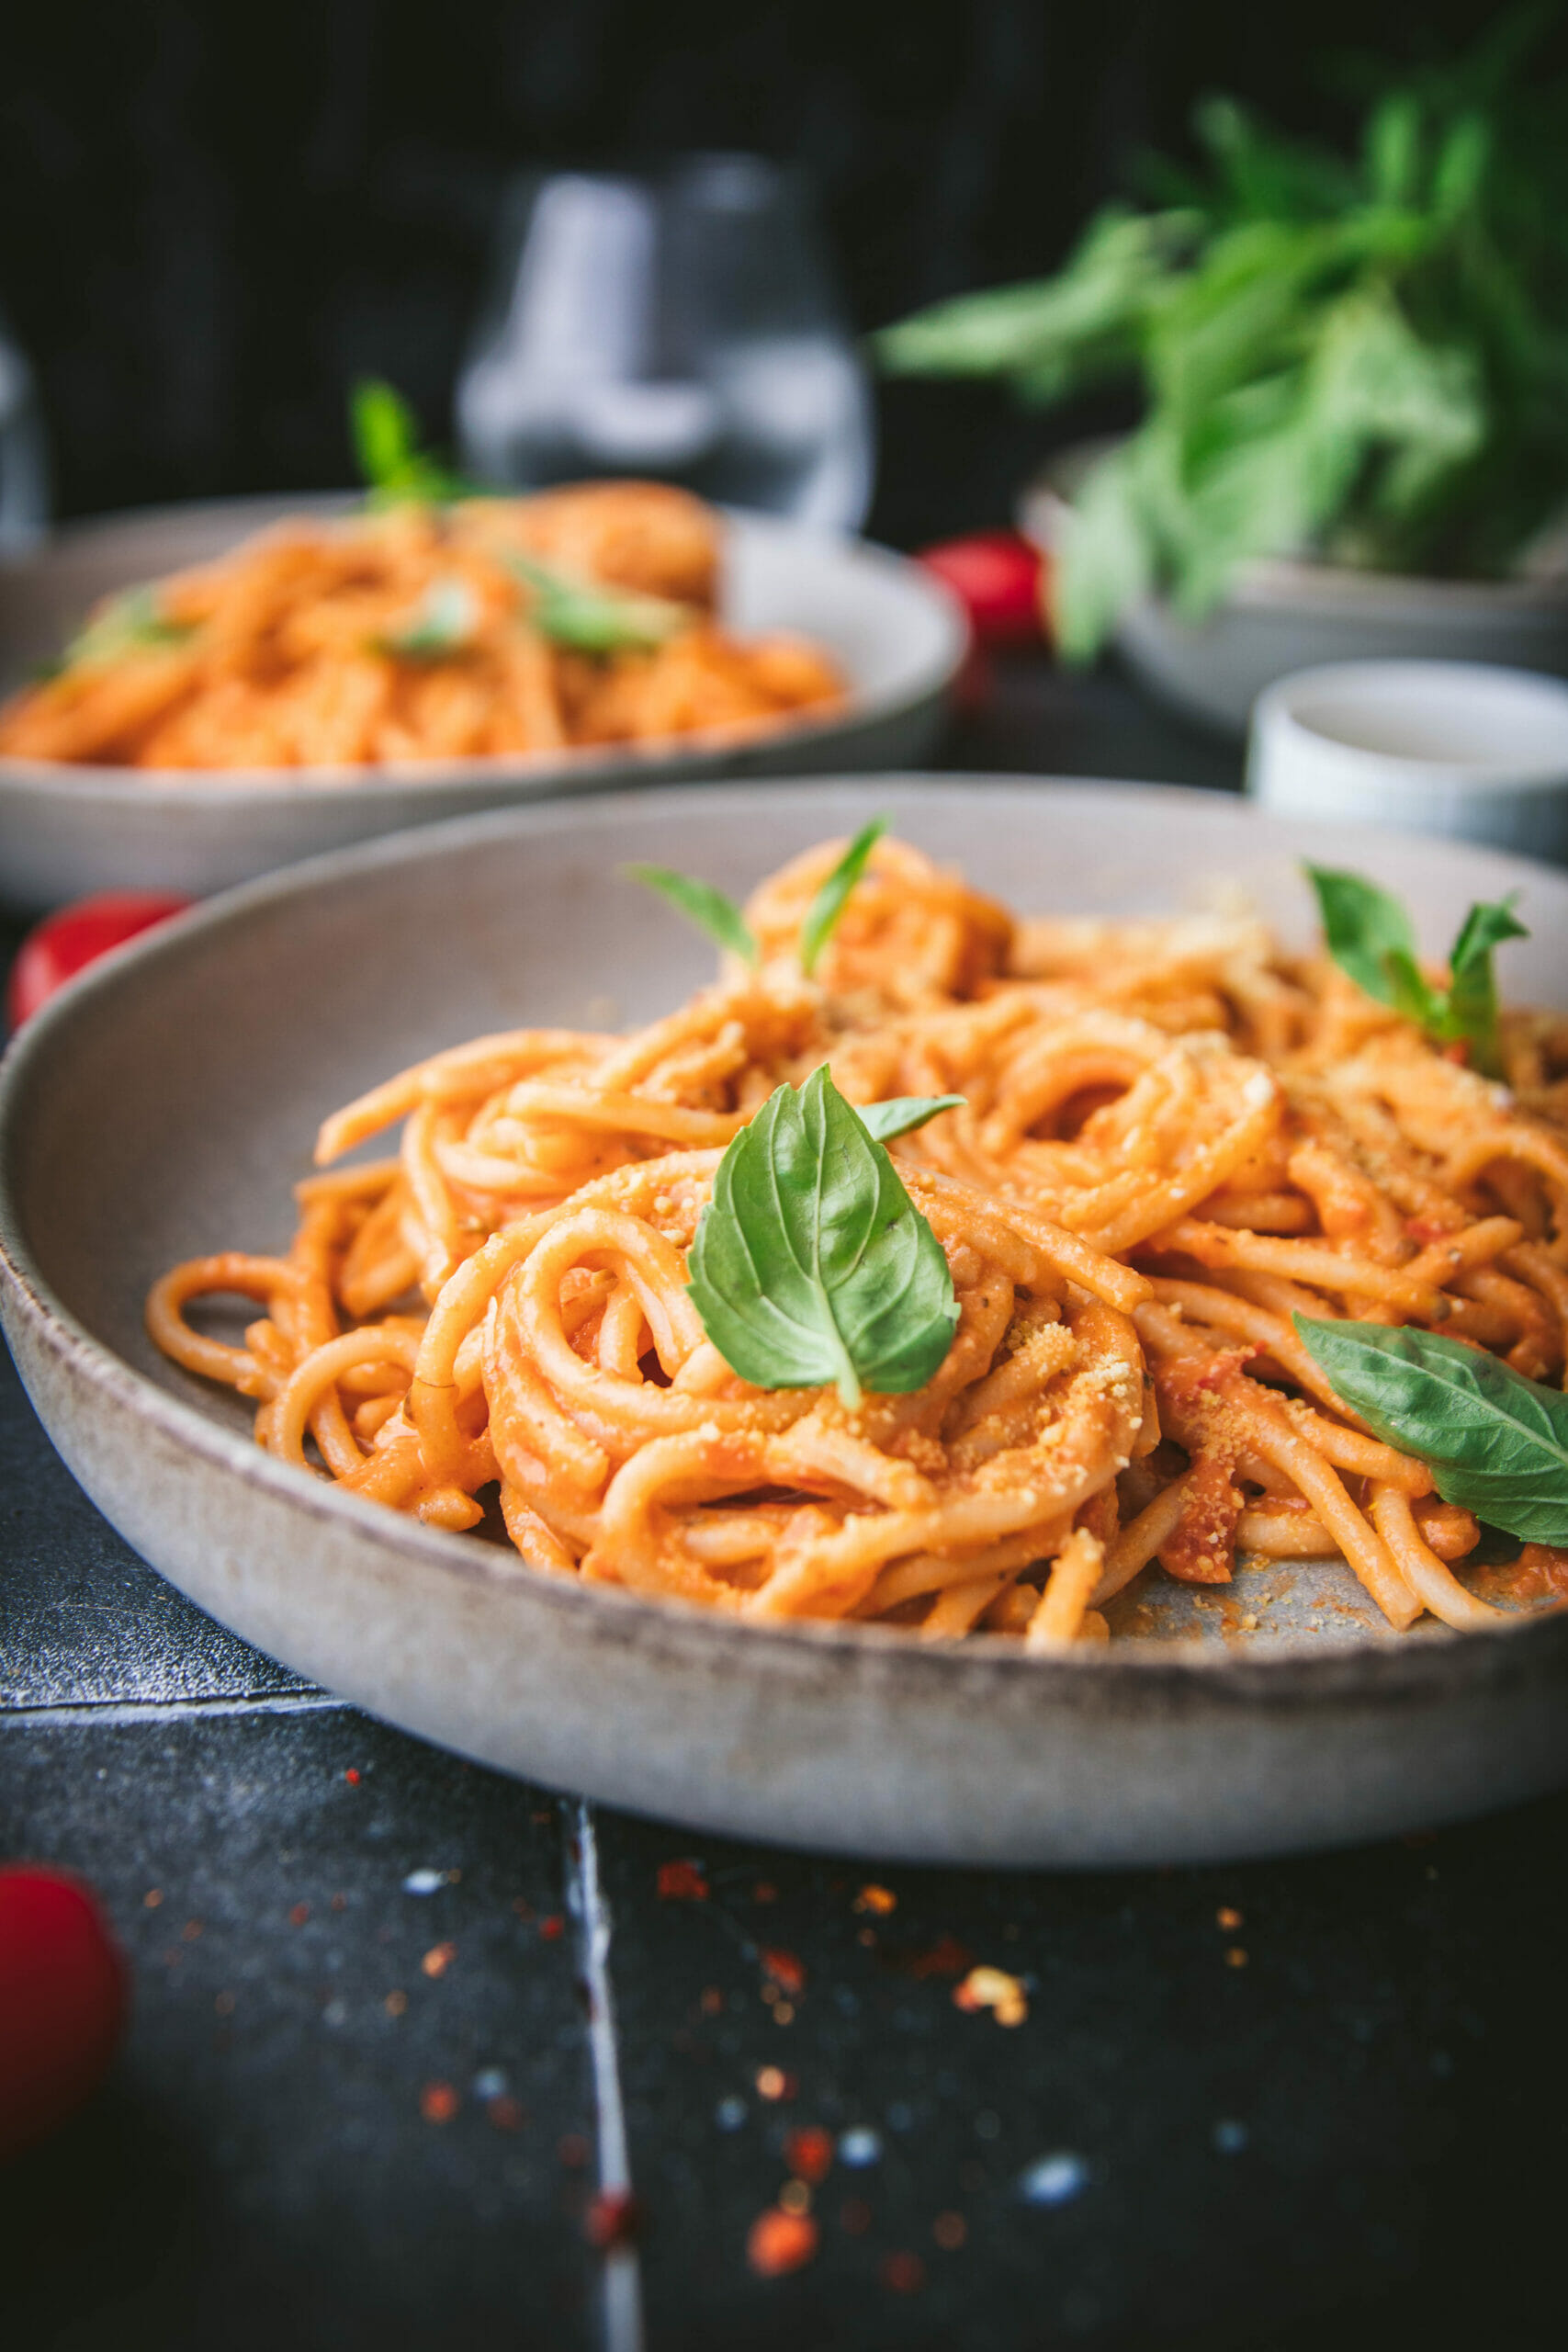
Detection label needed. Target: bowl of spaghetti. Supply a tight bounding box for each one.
[0,489,963,910]
[3,776,1566,1863]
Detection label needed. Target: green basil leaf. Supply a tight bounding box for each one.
[351,378,473,506]
[623,864,759,967]
[1442,893,1528,1078]
[1304,864,1434,1016]
[687,1067,960,1409]
[1293,1313,1568,1544]
[507,553,688,653]
[799,817,889,976]
[377,579,479,661]
[856,1094,966,1143]
[63,586,194,669]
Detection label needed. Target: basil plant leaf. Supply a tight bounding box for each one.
[351,378,474,505]
[64,586,193,669]
[378,579,479,660]
[1293,1313,1568,1544]
[687,1067,960,1409]
[799,817,889,976]
[507,554,688,653]
[856,1094,966,1143]
[623,864,759,967]
[1442,894,1527,1079]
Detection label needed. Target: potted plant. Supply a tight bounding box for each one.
[875,14,1568,735]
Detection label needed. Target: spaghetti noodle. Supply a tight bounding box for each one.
[0,483,842,771]
[147,835,1568,1643]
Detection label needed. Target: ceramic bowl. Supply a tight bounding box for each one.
[0,496,964,910]
[1020,447,1568,741]
[4,776,1567,1865]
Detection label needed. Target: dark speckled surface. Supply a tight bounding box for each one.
[4,671,1566,2351]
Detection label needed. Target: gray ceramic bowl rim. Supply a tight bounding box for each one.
[2,776,1563,1722]
[0,498,965,803]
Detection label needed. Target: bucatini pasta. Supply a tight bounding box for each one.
[147,836,1568,1644]
[0,482,843,771]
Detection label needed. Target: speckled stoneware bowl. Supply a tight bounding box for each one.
[4,778,1567,1865]
[0,496,964,910]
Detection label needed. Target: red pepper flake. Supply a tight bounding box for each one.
[933,2211,967,2250]
[538,1914,565,1941]
[422,1940,457,1978]
[953,1964,1028,2026]
[385,1989,408,2017]
[747,2207,818,2278]
[783,2125,834,2185]
[344,1768,361,1785]
[487,2094,525,2132]
[181,1918,203,1942]
[1224,1946,1249,1969]
[699,1985,724,2017]
[906,1934,975,1981]
[754,2064,795,2102]
[288,1903,310,1928]
[657,1859,709,1902]
[761,1948,806,1996]
[584,2188,644,2248]
[840,2197,872,2236]
[1216,1905,1244,1931]
[881,2251,926,2293]
[143,1888,164,1909]
[558,2132,589,2169]
[753,1880,779,1903]
[853,1883,897,1915]
[420,2080,458,2124]
[214,1991,236,2018]
[1441,1040,1470,1066]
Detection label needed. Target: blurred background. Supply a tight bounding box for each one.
[0,0,1544,549]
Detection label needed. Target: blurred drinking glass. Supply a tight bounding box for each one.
[0,305,49,553]
[457,155,874,530]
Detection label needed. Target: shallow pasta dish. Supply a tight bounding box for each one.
[0,481,842,772]
[147,835,1568,1647]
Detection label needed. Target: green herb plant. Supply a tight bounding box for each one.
[626,819,890,975]
[61,586,194,672]
[351,379,474,507]
[1295,1314,1568,1543]
[377,579,480,661]
[1305,864,1527,1077]
[687,1067,961,1408]
[503,553,690,656]
[875,9,1568,657]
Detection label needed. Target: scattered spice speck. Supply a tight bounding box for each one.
[839,2126,883,2168]
[181,1918,203,1942]
[784,2126,834,2184]
[584,2189,643,2248]
[778,2178,812,2217]
[881,2251,926,2293]
[512,1897,535,1920]
[716,2096,747,2132]
[420,2081,459,2124]
[422,1941,457,1978]
[761,1948,806,1996]
[539,1915,565,1941]
[344,1768,361,1785]
[142,1889,164,1909]
[853,1883,897,1915]
[384,1990,408,2017]
[1216,1905,1244,1930]
[402,1868,445,1896]
[907,1934,974,1980]
[773,2001,795,2026]
[754,2064,795,2102]
[558,2133,590,2169]
[1018,2152,1089,2207]
[487,2096,525,2132]
[1213,2119,1249,2154]
[1224,1946,1249,1969]
[953,1964,1029,2026]
[214,1991,235,2017]
[752,1881,778,1903]
[933,2211,967,2250]
[288,1903,310,1928]
[472,2067,508,2100]
[331,1893,348,1913]
[700,1985,724,2017]
[747,2207,818,2277]
[657,1859,708,1902]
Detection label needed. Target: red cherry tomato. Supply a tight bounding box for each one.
[6,890,192,1031]
[0,1865,128,2160]
[915,531,1049,647]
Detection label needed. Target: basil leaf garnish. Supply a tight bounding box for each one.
[63,586,194,670]
[378,579,479,660]
[507,553,688,654]
[351,378,473,507]
[856,1094,965,1143]
[799,818,888,977]
[1294,1313,1568,1544]
[623,865,759,967]
[1304,864,1527,1078]
[687,1067,960,1408]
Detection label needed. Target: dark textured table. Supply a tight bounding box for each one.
[5,664,1566,2352]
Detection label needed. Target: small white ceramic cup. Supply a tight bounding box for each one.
[1247,660,1568,861]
